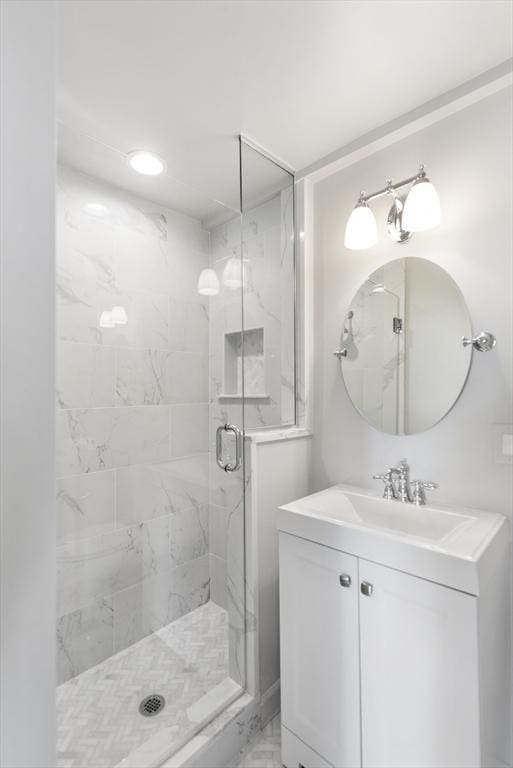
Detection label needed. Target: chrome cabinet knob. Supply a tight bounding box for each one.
[339,574,352,588]
[361,581,373,597]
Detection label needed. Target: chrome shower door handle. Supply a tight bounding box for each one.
[215,425,225,471]
[225,423,242,472]
[215,423,243,472]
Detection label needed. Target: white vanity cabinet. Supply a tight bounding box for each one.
[358,559,479,768]
[278,485,511,768]
[279,534,361,768]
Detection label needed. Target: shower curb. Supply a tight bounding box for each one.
[159,693,260,768]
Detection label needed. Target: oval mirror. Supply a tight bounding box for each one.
[338,257,472,435]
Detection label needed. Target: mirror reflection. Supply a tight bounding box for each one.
[339,257,472,435]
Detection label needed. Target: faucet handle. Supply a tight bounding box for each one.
[373,469,394,482]
[410,480,438,505]
[373,471,396,500]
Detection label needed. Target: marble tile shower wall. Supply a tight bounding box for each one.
[56,166,212,683]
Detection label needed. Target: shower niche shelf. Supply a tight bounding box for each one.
[219,327,269,402]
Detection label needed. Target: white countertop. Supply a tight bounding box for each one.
[277,483,509,595]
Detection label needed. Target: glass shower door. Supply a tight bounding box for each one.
[55,125,246,768]
[206,199,247,689]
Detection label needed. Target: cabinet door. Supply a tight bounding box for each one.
[279,532,361,767]
[359,559,480,768]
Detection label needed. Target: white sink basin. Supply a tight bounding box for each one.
[278,484,508,595]
[298,486,473,542]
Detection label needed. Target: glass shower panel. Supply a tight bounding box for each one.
[239,139,296,429]
[55,124,245,768]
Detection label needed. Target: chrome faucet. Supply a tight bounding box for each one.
[393,459,411,503]
[373,459,438,505]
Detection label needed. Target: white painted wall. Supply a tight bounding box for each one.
[311,87,513,767]
[312,87,513,517]
[248,433,312,717]
[0,2,56,766]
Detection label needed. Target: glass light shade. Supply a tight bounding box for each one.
[99,310,115,328]
[344,203,378,250]
[111,306,128,325]
[197,268,219,296]
[223,257,246,290]
[82,202,109,218]
[126,150,165,176]
[402,178,440,232]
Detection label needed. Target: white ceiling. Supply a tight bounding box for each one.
[57,0,513,217]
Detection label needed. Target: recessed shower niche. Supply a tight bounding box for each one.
[221,327,269,400]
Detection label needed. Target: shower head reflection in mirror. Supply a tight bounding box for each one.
[337,257,472,435]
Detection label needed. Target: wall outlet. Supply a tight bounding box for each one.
[493,424,513,465]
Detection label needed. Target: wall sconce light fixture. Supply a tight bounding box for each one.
[197,255,249,297]
[344,164,440,251]
[197,268,220,296]
[111,306,128,325]
[99,305,128,328]
[99,310,115,329]
[223,257,248,290]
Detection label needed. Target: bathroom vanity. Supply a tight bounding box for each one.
[278,484,511,768]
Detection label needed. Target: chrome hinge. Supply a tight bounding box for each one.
[393,317,403,334]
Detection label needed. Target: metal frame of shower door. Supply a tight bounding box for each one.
[238,133,298,429]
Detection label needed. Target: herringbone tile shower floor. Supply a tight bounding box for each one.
[57,601,229,768]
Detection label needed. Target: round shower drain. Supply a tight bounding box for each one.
[139,694,165,717]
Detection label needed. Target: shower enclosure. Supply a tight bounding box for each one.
[55,129,295,767]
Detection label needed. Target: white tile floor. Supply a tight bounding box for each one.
[236,716,282,768]
[57,601,229,768]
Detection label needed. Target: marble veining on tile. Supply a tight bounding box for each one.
[56,406,170,475]
[235,715,282,768]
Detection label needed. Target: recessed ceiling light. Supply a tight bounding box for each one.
[126,150,165,176]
